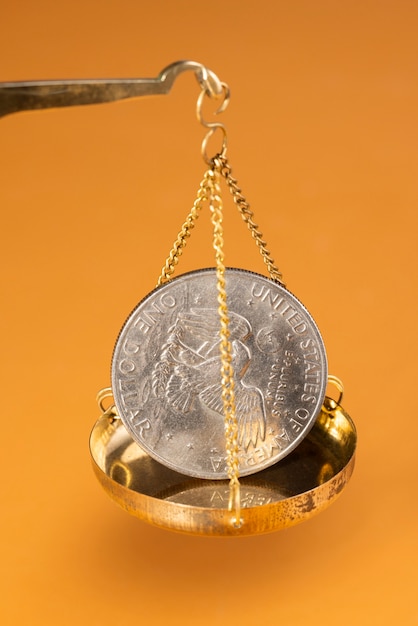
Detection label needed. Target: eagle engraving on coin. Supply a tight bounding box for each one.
[111,268,327,479]
[151,309,266,451]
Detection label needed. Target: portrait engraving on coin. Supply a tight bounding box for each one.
[112,268,327,479]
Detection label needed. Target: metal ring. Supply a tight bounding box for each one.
[196,83,230,164]
[196,82,230,126]
[96,387,114,413]
[201,125,228,165]
[327,375,344,406]
[197,66,224,98]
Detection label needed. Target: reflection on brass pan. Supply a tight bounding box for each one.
[90,396,356,536]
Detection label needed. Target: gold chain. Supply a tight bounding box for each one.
[158,156,285,290]
[214,155,286,288]
[156,154,284,527]
[156,159,242,525]
[207,165,241,526]
[157,174,210,286]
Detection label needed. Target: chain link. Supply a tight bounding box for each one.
[207,166,241,525]
[156,159,242,525]
[213,155,286,288]
[157,174,210,286]
[156,154,284,527]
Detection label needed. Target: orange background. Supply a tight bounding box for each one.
[1,1,417,624]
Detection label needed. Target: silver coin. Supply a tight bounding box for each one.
[111,268,327,479]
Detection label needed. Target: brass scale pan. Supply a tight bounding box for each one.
[90,392,356,536]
